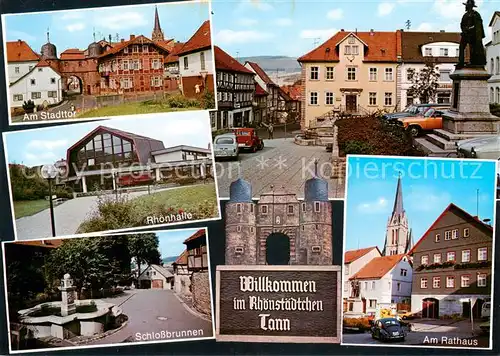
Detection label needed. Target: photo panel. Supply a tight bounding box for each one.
[1,227,215,353]
[341,155,496,349]
[2,0,216,126]
[2,111,220,240]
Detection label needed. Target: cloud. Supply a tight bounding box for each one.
[235,0,274,13]
[24,152,57,165]
[406,186,451,212]
[8,30,36,42]
[415,22,434,31]
[357,197,390,214]
[59,12,85,20]
[215,29,274,45]
[238,18,259,26]
[413,22,458,32]
[378,2,395,16]
[66,23,86,32]
[300,28,337,40]
[27,139,68,151]
[275,18,293,27]
[433,0,484,19]
[327,8,343,20]
[96,12,148,30]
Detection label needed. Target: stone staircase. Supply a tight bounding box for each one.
[414,129,493,157]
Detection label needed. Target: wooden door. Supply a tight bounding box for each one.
[152,279,164,289]
[346,95,357,112]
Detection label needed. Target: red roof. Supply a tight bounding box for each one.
[350,254,406,280]
[177,20,211,56]
[183,229,206,244]
[344,246,380,264]
[281,84,302,101]
[214,46,253,73]
[298,30,399,63]
[409,203,493,255]
[155,39,175,52]
[99,35,170,59]
[245,61,276,86]
[174,249,188,265]
[60,48,85,60]
[255,83,268,96]
[6,40,40,62]
[165,42,185,64]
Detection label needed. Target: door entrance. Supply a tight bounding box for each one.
[422,298,439,318]
[345,94,357,112]
[265,233,290,265]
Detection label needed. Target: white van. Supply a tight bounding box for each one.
[481,301,490,319]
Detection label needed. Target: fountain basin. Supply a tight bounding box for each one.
[18,299,121,340]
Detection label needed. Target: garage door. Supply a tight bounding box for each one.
[152,279,164,289]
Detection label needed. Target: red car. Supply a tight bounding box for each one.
[232,128,264,152]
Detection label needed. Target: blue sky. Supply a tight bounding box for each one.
[345,156,497,252]
[3,1,209,52]
[157,228,202,259]
[211,0,496,57]
[3,111,212,167]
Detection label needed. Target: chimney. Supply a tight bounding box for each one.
[121,38,125,43]
[130,34,135,40]
[341,29,344,32]
[440,30,445,32]
[18,39,22,43]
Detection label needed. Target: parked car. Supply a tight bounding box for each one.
[398,108,446,137]
[213,133,239,160]
[232,127,264,152]
[479,320,490,335]
[397,310,414,320]
[370,318,406,342]
[456,135,500,159]
[383,103,450,120]
[481,301,491,319]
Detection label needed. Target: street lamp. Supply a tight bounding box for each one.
[41,164,58,237]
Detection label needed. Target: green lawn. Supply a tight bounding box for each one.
[14,200,50,219]
[77,102,199,118]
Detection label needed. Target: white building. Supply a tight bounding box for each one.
[137,264,174,289]
[6,40,40,84]
[348,254,413,316]
[486,11,500,104]
[151,145,211,163]
[9,60,63,109]
[399,31,460,108]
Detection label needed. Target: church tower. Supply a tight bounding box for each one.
[151,6,165,41]
[382,174,413,256]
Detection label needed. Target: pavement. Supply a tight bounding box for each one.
[15,185,197,240]
[342,318,489,347]
[215,137,345,199]
[88,289,213,345]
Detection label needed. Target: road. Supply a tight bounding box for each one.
[342,319,489,348]
[15,185,194,240]
[215,137,345,199]
[89,289,213,345]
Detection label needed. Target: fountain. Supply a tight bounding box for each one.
[17,274,122,340]
[294,118,335,146]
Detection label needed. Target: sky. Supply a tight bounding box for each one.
[345,156,497,252]
[157,228,202,259]
[211,0,496,58]
[3,1,209,52]
[3,111,212,167]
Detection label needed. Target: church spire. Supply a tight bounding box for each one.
[152,5,164,41]
[392,173,404,217]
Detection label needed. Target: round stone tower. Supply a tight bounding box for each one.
[40,29,57,59]
[299,160,332,265]
[87,42,102,58]
[225,178,257,265]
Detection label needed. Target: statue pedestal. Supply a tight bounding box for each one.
[443,67,500,134]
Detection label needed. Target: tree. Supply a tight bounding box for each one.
[406,62,440,104]
[127,233,161,279]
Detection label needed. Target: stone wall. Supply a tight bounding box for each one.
[191,272,211,316]
[174,274,191,295]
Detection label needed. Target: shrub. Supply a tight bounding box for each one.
[344,140,374,155]
[343,317,372,331]
[22,100,35,112]
[201,90,215,109]
[166,94,201,108]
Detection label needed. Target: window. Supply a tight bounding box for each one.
[497,87,500,103]
[437,92,451,104]
[477,274,487,287]
[50,78,56,84]
[29,65,33,71]
[345,45,351,55]
[450,229,459,239]
[347,67,356,81]
[200,52,206,71]
[124,47,129,54]
[446,276,455,288]
[369,299,377,308]
[433,253,441,264]
[424,47,432,56]
[14,67,19,73]
[310,66,319,80]
[400,269,407,277]
[463,228,470,237]
[456,48,459,57]
[326,66,335,80]
[123,60,129,70]
[384,68,393,81]
[420,278,428,288]
[433,277,440,288]
[13,94,23,101]
[309,92,318,105]
[439,47,449,56]
[369,68,377,81]
[406,95,414,107]
[384,92,392,106]
[435,233,440,242]
[30,79,36,85]
[491,87,495,103]
[369,92,377,106]
[497,57,500,75]
[48,91,57,98]
[371,281,375,289]
[352,45,359,55]
[311,246,321,253]
[478,247,488,261]
[444,230,451,240]
[261,205,268,214]
[236,225,241,232]
[132,45,139,53]
[236,203,242,214]
[439,70,451,82]
[37,68,43,72]
[462,249,471,263]
[31,92,41,99]
[151,76,161,87]
[446,251,456,262]
[421,255,429,265]
[142,45,148,52]
[397,282,401,292]
[133,60,140,70]
[461,275,470,288]
[325,92,334,105]
[288,205,294,214]
[406,69,413,81]
[314,201,321,212]
[183,57,189,70]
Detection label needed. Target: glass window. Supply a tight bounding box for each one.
[461,275,470,288]
[104,145,113,154]
[433,277,440,288]
[369,92,377,105]
[462,250,471,262]
[478,247,488,261]
[325,92,334,105]
[310,66,319,80]
[446,276,454,288]
[433,253,441,264]
[421,255,428,265]
[326,67,335,80]
[420,278,428,288]
[347,67,356,81]
[310,92,318,105]
[369,68,377,81]
[85,141,94,151]
[477,274,487,287]
[114,143,123,154]
[446,251,455,261]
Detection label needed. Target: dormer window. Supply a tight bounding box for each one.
[348,36,355,44]
[424,47,432,56]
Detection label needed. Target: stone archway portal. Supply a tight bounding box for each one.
[66,75,83,95]
[265,232,291,265]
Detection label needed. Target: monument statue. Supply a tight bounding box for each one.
[457,0,486,68]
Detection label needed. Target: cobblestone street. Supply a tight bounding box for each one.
[215,138,345,199]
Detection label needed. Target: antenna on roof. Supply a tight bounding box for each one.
[313,37,321,47]
[93,27,96,42]
[405,19,411,30]
[314,158,319,177]
[46,28,50,43]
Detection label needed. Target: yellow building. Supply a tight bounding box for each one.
[298,30,401,129]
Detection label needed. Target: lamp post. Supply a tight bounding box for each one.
[41,164,58,237]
